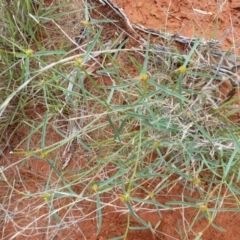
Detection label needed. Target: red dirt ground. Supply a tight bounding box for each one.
[114,0,240,53]
[1,0,240,239]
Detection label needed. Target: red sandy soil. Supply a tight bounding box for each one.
[1,0,240,240]
[114,0,240,53]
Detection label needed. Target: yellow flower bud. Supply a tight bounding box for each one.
[120,193,130,202]
[139,73,149,82]
[91,184,98,192]
[177,66,187,74]
[82,20,90,27]
[25,49,34,57]
[199,205,208,212]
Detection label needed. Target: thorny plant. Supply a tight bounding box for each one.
[0,0,240,239]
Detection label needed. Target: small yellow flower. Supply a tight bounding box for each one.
[149,192,154,199]
[25,152,31,157]
[42,194,52,201]
[120,193,130,202]
[91,184,98,192]
[40,150,48,158]
[153,141,160,148]
[185,111,192,118]
[25,49,34,57]
[139,73,149,82]
[82,20,90,27]
[177,66,187,74]
[193,177,201,185]
[75,57,83,67]
[199,204,208,212]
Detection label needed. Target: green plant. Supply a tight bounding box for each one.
[0,1,240,239]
